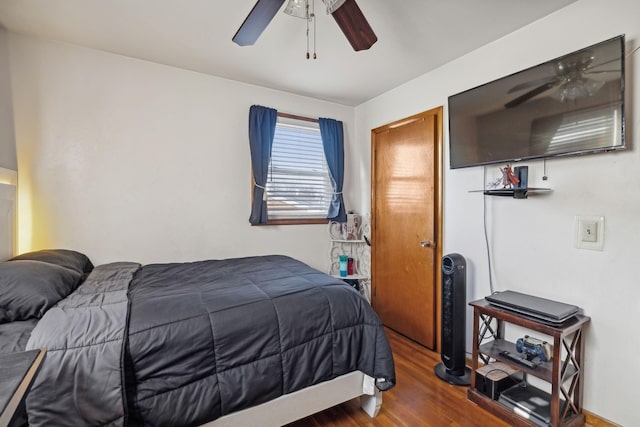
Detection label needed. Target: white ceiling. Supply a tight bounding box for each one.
[0,0,579,106]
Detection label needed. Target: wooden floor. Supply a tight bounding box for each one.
[285,328,512,427]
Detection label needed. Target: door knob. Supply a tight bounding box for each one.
[420,240,435,248]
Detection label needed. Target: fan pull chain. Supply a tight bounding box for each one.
[306,2,310,60]
[304,0,317,60]
[313,0,317,59]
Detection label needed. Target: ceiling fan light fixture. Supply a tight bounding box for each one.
[555,78,605,102]
[284,0,310,19]
[321,0,346,14]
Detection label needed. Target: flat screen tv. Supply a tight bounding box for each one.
[448,35,625,169]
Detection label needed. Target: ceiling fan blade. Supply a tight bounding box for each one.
[507,77,556,94]
[584,69,619,74]
[589,57,620,69]
[233,0,286,46]
[505,80,559,109]
[330,0,377,51]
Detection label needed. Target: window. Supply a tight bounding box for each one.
[264,115,333,223]
[530,104,622,156]
[545,104,622,154]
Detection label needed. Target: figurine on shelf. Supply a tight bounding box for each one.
[500,164,520,188]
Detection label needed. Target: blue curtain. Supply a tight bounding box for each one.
[248,105,277,225]
[319,118,347,222]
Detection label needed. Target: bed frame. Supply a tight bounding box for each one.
[206,371,382,426]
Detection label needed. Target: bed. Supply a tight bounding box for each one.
[0,250,396,426]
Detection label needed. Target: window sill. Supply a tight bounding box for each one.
[252,218,329,226]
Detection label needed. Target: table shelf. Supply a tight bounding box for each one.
[468,298,589,427]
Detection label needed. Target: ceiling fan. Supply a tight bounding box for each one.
[504,52,619,108]
[232,0,377,52]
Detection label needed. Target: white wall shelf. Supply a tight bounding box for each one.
[469,187,552,199]
[328,214,371,303]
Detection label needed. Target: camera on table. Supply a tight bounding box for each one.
[515,335,552,362]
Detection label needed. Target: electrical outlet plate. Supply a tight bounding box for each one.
[574,215,604,251]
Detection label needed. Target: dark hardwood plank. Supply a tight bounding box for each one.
[286,328,511,427]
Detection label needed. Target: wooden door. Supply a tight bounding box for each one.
[371,107,442,349]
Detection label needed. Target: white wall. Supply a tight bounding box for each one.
[354,0,639,424]
[8,34,355,270]
[0,27,17,171]
[7,0,639,423]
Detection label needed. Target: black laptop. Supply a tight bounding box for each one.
[485,290,580,324]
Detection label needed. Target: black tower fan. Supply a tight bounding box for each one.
[435,253,471,385]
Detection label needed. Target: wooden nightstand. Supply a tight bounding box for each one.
[467,299,589,427]
[0,349,46,427]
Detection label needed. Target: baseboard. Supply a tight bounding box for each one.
[584,410,621,427]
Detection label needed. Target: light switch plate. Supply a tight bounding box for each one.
[575,215,604,250]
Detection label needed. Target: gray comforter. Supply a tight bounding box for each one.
[26,255,395,426]
[26,262,140,426]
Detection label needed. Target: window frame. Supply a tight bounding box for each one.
[252,112,332,226]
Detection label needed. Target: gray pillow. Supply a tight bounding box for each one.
[10,249,93,277]
[0,260,83,323]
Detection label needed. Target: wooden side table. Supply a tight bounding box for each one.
[0,349,46,427]
[468,299,589,427]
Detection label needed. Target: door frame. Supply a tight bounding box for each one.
[370,106,444,351]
